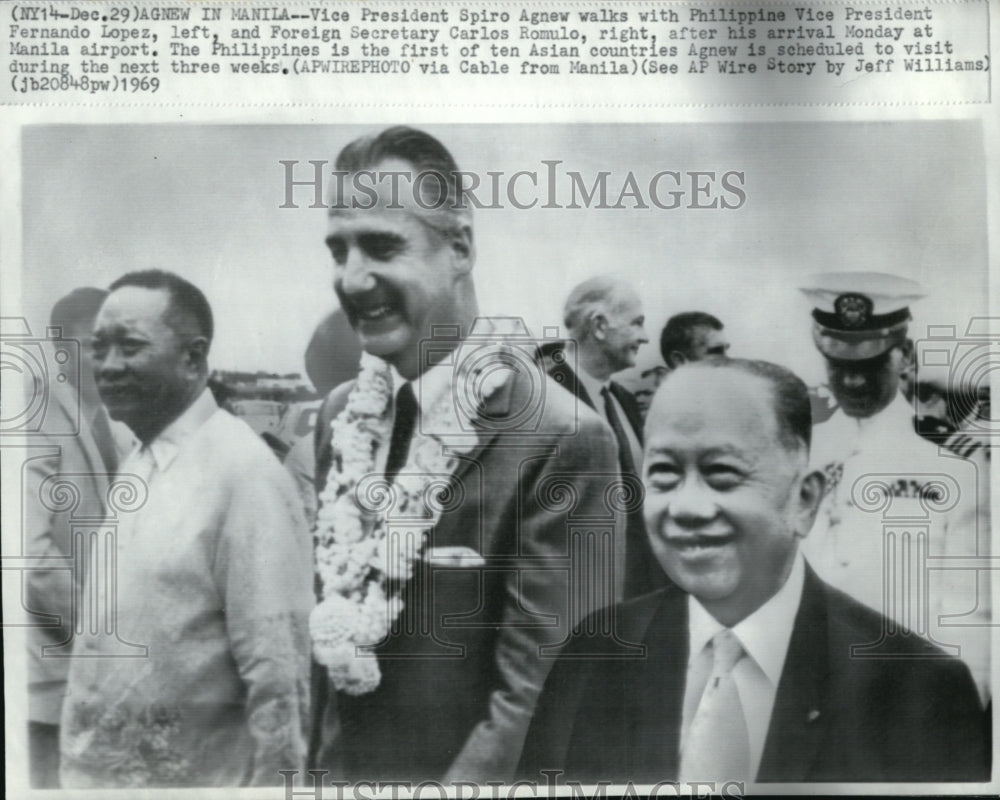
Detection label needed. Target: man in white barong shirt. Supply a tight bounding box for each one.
[59,270,313,788]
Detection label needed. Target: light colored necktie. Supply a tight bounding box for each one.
[680,628,751,782]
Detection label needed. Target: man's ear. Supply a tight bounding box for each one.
[591,312,610,341]
[449,224,475,275]
[185,337,210,373]
[889,338,914,375]
[669,351,688,368]
[794,468,826,540]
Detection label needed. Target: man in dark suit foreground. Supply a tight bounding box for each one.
[519,358,988,784]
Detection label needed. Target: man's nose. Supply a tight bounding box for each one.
[667,478,716,527]
[637,326,650,344]
[96,347,125,376]
[336,249,377,294]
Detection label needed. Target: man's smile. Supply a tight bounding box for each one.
[340,284,406,327]
[665,531,739,555]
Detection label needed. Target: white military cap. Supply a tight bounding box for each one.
[800,272,925,361]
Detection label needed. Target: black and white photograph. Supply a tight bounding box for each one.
[1,118,993,796]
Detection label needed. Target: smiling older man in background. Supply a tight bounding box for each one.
[544,276,665,598]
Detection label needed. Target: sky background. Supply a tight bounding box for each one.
[19,121,987,386]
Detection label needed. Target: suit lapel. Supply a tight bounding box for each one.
[447,369,513,488]
[548,361,596,412]
[628,590,688,777]
[53,388,104,475]
[757,565,830,781]
[56,390,112,503]
[609,381,644,443]
[77,418,107,477]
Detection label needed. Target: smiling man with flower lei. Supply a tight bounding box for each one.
[308,126,627,783]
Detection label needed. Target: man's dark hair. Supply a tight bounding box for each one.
[333,126,469,237]
[50,287,107,333]
[659,311,724,366]
[670,357,813,452]
[336,125,459,175]
[109,269,214,345]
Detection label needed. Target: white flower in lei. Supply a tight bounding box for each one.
[311,330,515,695]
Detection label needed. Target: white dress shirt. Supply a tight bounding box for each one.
[682,551,806,779]
[383,358,456,473]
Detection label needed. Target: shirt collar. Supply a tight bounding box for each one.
[832,390,912,434]
[859,391,913,435]
[145,387,218,471]
[390,356,454,417]
[813,391,912,466]
[687,549,806,686]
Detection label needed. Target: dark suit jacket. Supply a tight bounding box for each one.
[518,564,989,783]
[546,355,667,598]
[311,365,626,782]
[546,356,645,442]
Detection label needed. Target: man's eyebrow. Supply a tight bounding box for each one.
[359,230,404,240]
[645,443,744,458]
[644,446,676,459]
[357,231,406,248]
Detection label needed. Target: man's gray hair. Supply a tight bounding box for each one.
[563,276,633,337]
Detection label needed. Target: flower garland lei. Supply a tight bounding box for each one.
[310,335,512,695]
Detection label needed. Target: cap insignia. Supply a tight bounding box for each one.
[834,293,873,328]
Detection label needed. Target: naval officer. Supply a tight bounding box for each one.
[800,272,990,701]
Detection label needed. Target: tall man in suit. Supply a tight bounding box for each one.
[310,127,624,783]
[519,359,988,784]
[23,288,132,787]
[544,276,662,598]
